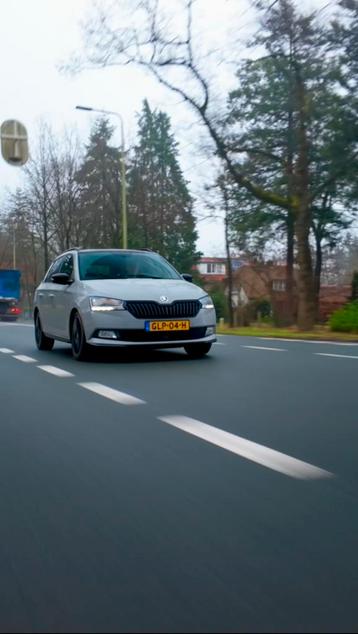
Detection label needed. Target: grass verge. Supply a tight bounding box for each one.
[216,325,358,342]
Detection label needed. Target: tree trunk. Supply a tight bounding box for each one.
[223,189,234,328]
[314,231,322,320]
[285,55,295,327]
[225,219,234,328]
[286,212,295,325]
[295,205,316,330]
[43,209,49,273]
[295,71,316,331]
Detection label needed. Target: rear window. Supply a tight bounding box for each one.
[78,251,181,281]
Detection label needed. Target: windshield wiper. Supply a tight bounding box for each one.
[124,275,165,279]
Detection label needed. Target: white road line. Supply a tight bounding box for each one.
[0,348,15,354]
[158,416,332,480]
[78,382,145,405]
[260,337,358,346]
[242,345,287,352]
[214,342,226,346]
[0,322,33,328]
[37,365,74,377]
[13,355,37,363]
[315,352,358,360]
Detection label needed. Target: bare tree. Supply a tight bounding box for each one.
[47,129,83,252]
[1,191,42,311]
[67,0,341,329]
[24,122,59,272]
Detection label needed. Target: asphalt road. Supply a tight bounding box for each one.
[0,322,357,633]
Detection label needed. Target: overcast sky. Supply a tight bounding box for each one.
[0,0,333,255]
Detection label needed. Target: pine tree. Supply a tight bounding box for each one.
[76,118,122,248]
[128,100,199,272]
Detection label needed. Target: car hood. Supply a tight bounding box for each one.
[81,278,206,302]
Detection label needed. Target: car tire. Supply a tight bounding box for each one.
[71,313,90,361]
[35,312,54,351]
[184,342,212,358]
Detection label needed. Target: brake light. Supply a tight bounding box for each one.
[10,307,21,315]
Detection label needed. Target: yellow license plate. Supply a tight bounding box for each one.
[146,320,190,332]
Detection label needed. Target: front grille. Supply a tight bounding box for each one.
[95,327,207,342]
[125,300,201,320]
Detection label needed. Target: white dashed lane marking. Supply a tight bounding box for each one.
[13,355,37,363]
[242,345,287,352]
[260,337,358,346]
[0,323,33,328]
[0,348,15,354]
[37,365,74,377]
[78,382,146,405]
[315,353,358,360]
[158,416,333,480]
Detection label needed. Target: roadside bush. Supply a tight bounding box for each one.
[254,299,272,318]
[329,301,358,333]
[244,298,273,325]
[210,288,229,321]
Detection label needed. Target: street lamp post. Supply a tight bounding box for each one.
[76,105,127,249]
[13,222,16,269]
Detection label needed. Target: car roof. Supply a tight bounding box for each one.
[60,248,156,257]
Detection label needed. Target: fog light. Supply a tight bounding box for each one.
[98,330,117,339]
[206,326,216,336]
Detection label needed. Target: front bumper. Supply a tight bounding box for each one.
[87,333,216,348]
[82,306,216,348]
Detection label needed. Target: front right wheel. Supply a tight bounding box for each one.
[71,313,90,361]
[184,342,212,359]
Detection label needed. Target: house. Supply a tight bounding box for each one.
[319,285,351,321]
[231,263,297,325]
[196,257,245,284]
[197,256,352,324]
[196,257,295,324]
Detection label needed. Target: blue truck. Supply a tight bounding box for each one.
[0,269,22,321]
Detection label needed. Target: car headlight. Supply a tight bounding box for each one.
[199,295,215,309]
[89,297,126,312]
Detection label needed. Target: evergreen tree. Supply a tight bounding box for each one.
[76,118,122,248]
[225,0,357,322]
[128,100,199,272]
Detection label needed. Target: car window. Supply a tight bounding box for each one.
[78,252,181,281]
[44,257,64,282]
[59,254,74,279]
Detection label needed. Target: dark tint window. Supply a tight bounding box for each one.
[59,254,74,278]
[44,258,63,282]
[78,252,180,281]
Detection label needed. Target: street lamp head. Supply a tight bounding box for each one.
[75,105,93,112]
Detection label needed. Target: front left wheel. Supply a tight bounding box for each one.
[184,342,212,358]
[71,313,90,361]
[35,312,54,351]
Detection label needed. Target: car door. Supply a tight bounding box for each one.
[37,258,63,335]
[51,254,75,339]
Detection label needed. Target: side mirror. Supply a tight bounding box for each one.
[182,273,193,283]
[52,273,72,285]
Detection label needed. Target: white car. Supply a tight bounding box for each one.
[34,249,216,360]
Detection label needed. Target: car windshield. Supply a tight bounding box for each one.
[78,251,181,281]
